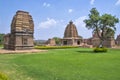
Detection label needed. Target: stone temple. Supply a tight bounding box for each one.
[86,32,115,48]
[116,34,120,46]
[61,21,83,46]
[61,21,116,48]
[92,32,115,48]
[4,10,34,50]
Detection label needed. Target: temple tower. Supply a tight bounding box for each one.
[64,21,78,38]
[61,21,82,46]
[4,10,34,50]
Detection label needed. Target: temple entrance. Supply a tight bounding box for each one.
[77,41,80,45]
[63,41,67,45]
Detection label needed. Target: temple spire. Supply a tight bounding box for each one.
[69,20,73,24]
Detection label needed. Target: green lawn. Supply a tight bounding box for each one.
[0,48,120,80]
[0,45,3,49]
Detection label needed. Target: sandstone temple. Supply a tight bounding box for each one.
[4,11,34,50]
[86,32,115,48]
[116,34,120,46]
[60,21,116,48]
[3,10,119,49]
[61,21,83,46]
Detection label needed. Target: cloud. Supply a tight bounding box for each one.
[68,9,73,13]
[90,0,95,5]
[43,2,51,7]
[73,16,92,38]
[115,0,120,5]
[74,16,87,28]
[39,18,57,29]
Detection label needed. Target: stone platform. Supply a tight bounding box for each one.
[0,49,47,54]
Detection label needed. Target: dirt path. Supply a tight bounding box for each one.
[0,49,47,54]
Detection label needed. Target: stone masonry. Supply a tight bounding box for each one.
[61,21,83,46]
[4,10,34,50]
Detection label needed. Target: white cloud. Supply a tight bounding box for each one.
[90,0,95,5]
[115,0,120,5]
[68,9,73,13]
[43,2,51,7]
[74,16,87,28]
[39,18,57,29]
[73,16,92,38]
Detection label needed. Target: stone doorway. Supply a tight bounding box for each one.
[63,41,67,45]
[77,41,80,45]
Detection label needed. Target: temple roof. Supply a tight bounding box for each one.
[64,21,79,38]
[11,10,34,33]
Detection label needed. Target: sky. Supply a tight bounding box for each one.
[0,0,120,40]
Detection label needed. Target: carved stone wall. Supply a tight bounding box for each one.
[64,21,78,38]
[116,34,120,46]
[4,10,34,50]
[46,39,56,46]
[91,32,115,48]
[62,21,82,46]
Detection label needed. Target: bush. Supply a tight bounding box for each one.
[93,47,108,53]
[35,46,79,49]
[0,72,8,80]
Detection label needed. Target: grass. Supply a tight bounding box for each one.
[0,45,3,49]
[0,48,120,80]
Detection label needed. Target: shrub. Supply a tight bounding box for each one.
[35,46,79,49]
[93,47,108,53]
[0,45,3,48]
[0,72,8,80]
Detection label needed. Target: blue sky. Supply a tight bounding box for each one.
[0,0,120,40]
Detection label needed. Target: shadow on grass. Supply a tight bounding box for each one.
[76,50,94,53]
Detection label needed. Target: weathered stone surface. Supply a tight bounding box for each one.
[116,34,120,46]
[61,21,83,46]
[64,21,78,38]
[4,10,34,50]
[103,36,115,48]
[46,39,56,46]
[87,32,115,48]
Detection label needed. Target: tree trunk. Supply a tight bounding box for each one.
[99,40,104,48]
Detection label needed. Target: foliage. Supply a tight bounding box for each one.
[93,47,107,53]
[84,8,119,47]
[52,37,61,45]
[35,46,79,49]
[0,34,5,45]
[0,45,3,49]
[0,72,8,80]
[34,40,47,46]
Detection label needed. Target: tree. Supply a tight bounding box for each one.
[0,33,5,45]
[84,8,119,47]
[52,37,61,45]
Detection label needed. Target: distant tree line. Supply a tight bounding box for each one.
[0,33,5,45]
[52,37,61,45]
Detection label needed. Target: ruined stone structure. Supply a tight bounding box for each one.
[4,10,34,50]
[60,20,116,48]
[61,21,83,46]
[103,36,115,48]
[86,32,115,48]
[46,39,56,46]
[116,34,120,46]
[91,32,101,47]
